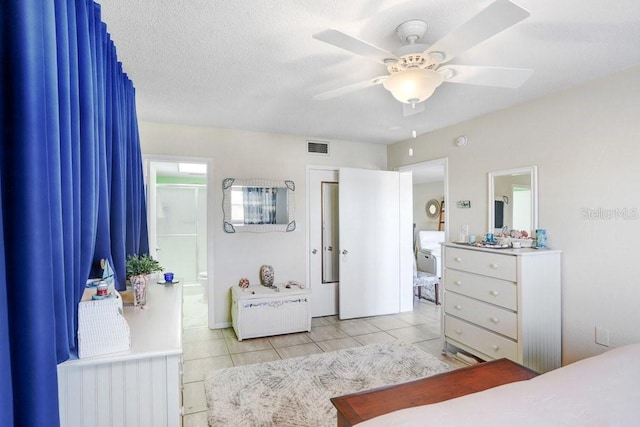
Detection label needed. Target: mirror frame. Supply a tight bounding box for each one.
[222,178,296,233]
[488,166,538,235]
[425,199,441,219]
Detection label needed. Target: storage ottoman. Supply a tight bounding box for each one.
[231,284,311,341]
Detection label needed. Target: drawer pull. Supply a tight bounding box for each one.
[455,329,463,335]
[492,345,500,352]
[490,290,499,296]
[489,263,499,269]
[454,305,462,311]
[489,317,500,324]
[454,280,462,286]
[454,257,463,262]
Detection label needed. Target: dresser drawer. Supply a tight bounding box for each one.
[445,293,517,339]
[445,316,518,362]
[445,269,517,311]
[445,247,516,281]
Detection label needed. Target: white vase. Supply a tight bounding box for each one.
[260,265,274,286]
[131,274,148,306]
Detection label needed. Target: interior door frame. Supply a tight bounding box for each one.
[396,157,450,241]
[397,157,449,315]
[143,154,216,328]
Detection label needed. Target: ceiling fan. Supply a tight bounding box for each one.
[312,0,532,116]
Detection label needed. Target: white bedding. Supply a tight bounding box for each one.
[360,343,640,426]
[417,230,444,253]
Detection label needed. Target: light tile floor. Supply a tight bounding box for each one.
[181,292,462,427]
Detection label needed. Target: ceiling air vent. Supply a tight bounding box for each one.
[307,140,330,156]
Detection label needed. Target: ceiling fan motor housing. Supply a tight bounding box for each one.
[395,19,428,43]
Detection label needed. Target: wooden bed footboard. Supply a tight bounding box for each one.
[330,358,538,427]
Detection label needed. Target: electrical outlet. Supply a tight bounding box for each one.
[595,326,609,347]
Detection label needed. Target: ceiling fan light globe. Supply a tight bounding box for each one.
[382,68,444,104]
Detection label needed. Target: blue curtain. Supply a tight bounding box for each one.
[0,1,149,425]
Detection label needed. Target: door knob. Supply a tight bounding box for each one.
[326,246,333,251]
[311,249,318,254]
[342,249,348,255]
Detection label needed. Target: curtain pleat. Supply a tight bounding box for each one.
[0,0,149,425]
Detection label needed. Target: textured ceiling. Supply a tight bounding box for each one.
[97,0,640,144]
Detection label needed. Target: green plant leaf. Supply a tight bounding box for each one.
[125,254,163,278]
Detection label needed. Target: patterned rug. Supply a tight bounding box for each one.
[204,341,452,426]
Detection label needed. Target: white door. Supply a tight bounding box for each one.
[338,168,412,319]
[309,169,339,317]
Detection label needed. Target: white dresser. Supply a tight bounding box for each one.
[58,283,183,427]
[442,243,561,373]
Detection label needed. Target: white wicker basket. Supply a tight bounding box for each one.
[78,288,130,358]
[231,284,311,341]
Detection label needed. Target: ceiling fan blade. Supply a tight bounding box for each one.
[313,29,397,64]
[313,76,387,100]
[441,65,532,88]
[402,102,426,117]
[425,0,530,64]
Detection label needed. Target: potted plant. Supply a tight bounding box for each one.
[126,254,163,306]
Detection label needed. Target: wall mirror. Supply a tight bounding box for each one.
[488,166,538,235]
[222,178,295,233]
[425,199,441,219]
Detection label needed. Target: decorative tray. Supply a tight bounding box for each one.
[454,242,511,249]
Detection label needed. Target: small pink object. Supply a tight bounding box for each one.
[238,278,250,288]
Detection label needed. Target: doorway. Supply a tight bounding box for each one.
[398,158,449,242]
[398,158,449,309]
[145,156,215,328]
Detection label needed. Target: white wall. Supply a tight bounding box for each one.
[413,182,444,233]
[139,122,387,326]
[388,65,640,364]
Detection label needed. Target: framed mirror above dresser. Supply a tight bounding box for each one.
[488,166,538,236]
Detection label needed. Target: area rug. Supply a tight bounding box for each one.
[204,341,452,426]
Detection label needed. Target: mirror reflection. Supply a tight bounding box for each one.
[488,166,538,236]
[222,178,295,233]
[321,182,339,283]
